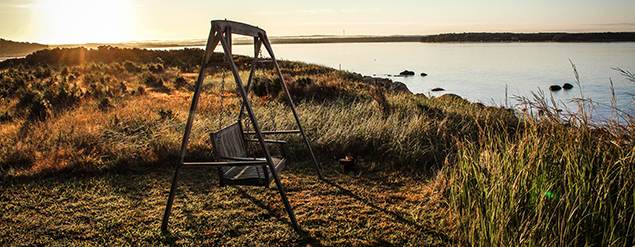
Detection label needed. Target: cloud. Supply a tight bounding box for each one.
[255,10,289,16]
[0,0,36,8]
[296,9,337,14]
[294,8,380,14]
[13,3,43,9]
[599,22,635,26]
[340,8,380,13]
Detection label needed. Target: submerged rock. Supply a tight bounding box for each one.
[431,87,445,92]
[563,83,574,89]
[420,72,428,76]
[399,70,415,76]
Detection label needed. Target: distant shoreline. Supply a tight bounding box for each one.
[1,32,635,58]
[117,32,635,48]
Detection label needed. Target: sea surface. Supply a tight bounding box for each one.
[6,42,635,120]
[226,42,635,120]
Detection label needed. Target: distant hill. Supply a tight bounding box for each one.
[0,39,48,57]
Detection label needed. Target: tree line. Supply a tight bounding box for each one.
[420,32,635,42]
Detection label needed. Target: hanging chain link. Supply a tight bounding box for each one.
[218,68,226,130]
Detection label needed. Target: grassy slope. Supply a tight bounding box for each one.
[1,47,634,246]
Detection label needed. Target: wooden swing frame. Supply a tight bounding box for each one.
[161,20,324,233]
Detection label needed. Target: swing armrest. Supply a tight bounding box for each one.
[246,139,287,145]
[182,160,266,167]
[219,156,268,162]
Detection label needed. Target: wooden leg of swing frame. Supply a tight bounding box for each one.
[217,167,226,187]
[263,165,270,189]
[161,165,182,233]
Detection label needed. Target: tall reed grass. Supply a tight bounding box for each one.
[447,67,635,246]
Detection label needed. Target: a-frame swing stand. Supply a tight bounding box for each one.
[161,20,324,233]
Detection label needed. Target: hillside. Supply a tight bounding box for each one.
[0,38,48,57]
[0,47,633,246]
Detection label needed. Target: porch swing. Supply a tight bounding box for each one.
[211,62,287,187]
[161,20,324,233]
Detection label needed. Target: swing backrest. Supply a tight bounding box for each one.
[210,121,248,159]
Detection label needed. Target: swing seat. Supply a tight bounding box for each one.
[210,121,286,187]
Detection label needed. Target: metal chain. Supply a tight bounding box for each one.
[218,69,226,130]
[256,50,269,179]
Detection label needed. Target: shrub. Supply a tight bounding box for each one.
[252,75,281,97]
[295,76,312,87]
[174,75,187,88]
[0,110,12,122]
[98,97,112,111]
[157,108,174,120]
[33,66,52,79]
[149,64,164,73]
[142,72,163,87]
[61,67,69,76]
[123,61,138,73]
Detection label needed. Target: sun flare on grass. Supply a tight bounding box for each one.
[36,0,136,44]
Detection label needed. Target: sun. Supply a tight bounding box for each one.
[36,0,136,44]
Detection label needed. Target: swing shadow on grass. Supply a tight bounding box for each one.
[149,160,453,246]
[321,178,452,243]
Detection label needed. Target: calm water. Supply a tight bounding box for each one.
[228,42,635,119]
[6,42,632,118]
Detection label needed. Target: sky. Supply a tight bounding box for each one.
[1,0,635,44]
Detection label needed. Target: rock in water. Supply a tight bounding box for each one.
[563,83,574,89]
[420,72,428,76]
[399,70,415,76]
[431,87,445,92]
[549,85,562,91]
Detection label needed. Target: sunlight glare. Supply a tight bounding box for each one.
[37,0,135,44]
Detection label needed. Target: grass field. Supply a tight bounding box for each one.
[1,162,454,246]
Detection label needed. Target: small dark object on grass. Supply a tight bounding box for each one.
[431,87,445,92]
[549,85,562,91]
[563,83,574,89]
[339,154,355,171]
